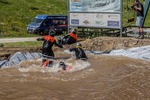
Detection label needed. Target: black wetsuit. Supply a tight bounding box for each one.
[58,32,77,45]
[69,47,87,60]
[37,35,62,59]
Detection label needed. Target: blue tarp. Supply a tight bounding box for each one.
[65,45,150,61]
[109,45,150,60]
[1,45,150,68]
[0,52,42,68]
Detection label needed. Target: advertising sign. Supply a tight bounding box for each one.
[69,13,121,29]
[69,0,121,12]
[69,0,122,29]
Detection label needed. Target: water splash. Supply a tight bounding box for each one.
[18,58,90,73]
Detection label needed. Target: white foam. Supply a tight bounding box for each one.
[18,59,90,73]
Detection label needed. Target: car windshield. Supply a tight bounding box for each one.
[31,18,44,24]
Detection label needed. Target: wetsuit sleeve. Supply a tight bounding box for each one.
[37,37,44,41]
[69,48,76,52]
[63,34,70,39]
[54,40,63,48]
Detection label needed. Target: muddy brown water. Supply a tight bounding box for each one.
[0,54,150,100]
[1,37,150,100]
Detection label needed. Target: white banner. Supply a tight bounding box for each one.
[69,0,121,12]
[69,13,121,29]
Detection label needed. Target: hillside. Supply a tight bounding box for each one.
[0,0,67,37]
[0,0,149,37]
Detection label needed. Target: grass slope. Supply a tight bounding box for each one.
[0,0,149,37]
[0,0,67,37]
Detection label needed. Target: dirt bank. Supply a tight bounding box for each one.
[81,37,150,51]
[0,37,150,60]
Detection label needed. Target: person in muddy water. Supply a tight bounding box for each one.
[59,61,71,71]
[132,0,144,39]
[69,43,87,61]
[58,28,78,45]
[37,29,63,67]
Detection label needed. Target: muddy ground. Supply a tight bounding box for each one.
[0,37,150,60]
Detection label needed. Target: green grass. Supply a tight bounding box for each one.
[0,0,67,37]
[2,41,43,47]
[0,0,149,38]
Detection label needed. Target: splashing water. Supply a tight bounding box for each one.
[0,55,150,100]
[18,58,90,73]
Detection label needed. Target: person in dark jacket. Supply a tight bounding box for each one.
[37,30,63,67]
[59,61,72,71]
[69,43,87,60]
[58,28,78,45]
[132,0,144,39]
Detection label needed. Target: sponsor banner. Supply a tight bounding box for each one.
[69,0,121,12]
[69,13,121,29]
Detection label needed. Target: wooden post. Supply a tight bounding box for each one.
[142,0,150,26]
